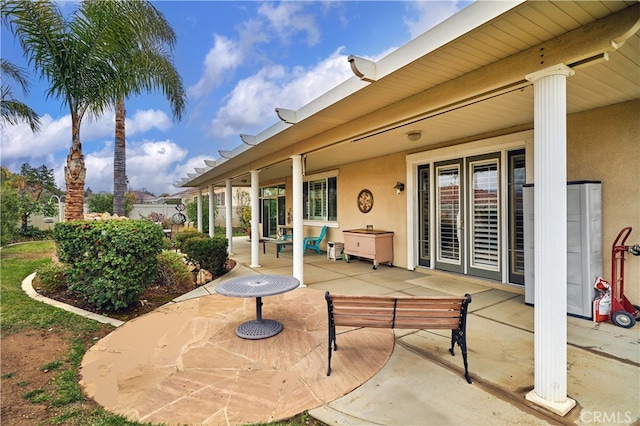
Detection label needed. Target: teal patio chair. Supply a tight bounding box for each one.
[303,226,327,254]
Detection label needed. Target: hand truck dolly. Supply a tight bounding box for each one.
[609,227,640,328]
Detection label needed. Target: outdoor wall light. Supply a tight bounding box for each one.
[407,131,422,142]
[394,182,405,194]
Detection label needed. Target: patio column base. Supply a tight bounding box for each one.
[525,390,576,416]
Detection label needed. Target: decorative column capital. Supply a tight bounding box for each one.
[526,64,575,83]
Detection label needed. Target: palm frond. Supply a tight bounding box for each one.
[1,98,41,131]
[0,58,32,95]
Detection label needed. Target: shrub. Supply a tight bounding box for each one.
[182,237,228,275]
[162,235,172,250]
[15,226,52,241]
[175,229,208,251]
[53,219,164,311]
[144,212,165,223]
[34,262,69,293]
[154,251,194,293]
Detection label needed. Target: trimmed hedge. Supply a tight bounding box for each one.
[182,237,228,276]
[53,220,164,311]
[175,229,209,251]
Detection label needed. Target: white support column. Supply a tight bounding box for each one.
[197,189,203,233]
[250,170,261,268]
[291,155,304,286]
[208,184,215,237]
[525,64,576,416]
[226,179,233,255]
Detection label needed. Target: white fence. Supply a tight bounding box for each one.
[30,203,240,230]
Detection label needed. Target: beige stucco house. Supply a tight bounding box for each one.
[178,0,639,416]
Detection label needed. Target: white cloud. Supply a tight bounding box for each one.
[82,143,114,193]
[257,2,320,46]
[173,155,213,179]
[80,113,114,141]
[187,34,243,99]
[1,114,70,165]
[82,139,189,195]
[277,48,353,105]
[167,155,217,194]
[1,109,175,171]
[404,1,467,39]
[209,47,352,138]
[237,17,269,52]
[188,2,326,101]
[126,110,173,134]
[209,64,287,137]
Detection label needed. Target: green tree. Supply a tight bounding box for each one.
[1,0,181,220]
[112,1,185,216]
[0,167,20,245]
[88,192,134,217]
[0,58,41,131]
[186,196,217,234]
[234,190,251,232]
[11,164,57,231]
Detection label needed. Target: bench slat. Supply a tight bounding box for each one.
[331,299,397,308]
[332,306,394,314]
[395,300,464,310]
[393,318,460,328]
[394,310,462,318]
[334,317,394,328]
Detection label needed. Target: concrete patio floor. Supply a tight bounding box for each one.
[75,237,639,425]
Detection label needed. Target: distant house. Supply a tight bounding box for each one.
[177,1,639,416]
[128,191,156,204]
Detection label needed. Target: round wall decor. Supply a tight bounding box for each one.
[357,189,374,213]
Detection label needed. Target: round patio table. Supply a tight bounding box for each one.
[215,274,300,339]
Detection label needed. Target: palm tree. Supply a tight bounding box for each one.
[110,3,185,216]
[2,0,183,220]
[0,58,40,132]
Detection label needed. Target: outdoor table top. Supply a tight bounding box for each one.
[216,274,300,298]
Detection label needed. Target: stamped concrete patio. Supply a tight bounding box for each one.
[76,237,639,425]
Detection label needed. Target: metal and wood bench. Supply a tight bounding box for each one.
[324,292,472,383]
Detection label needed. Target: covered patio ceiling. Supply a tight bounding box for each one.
[180,1,639,189]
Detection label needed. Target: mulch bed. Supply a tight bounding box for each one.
[35,259,236,322]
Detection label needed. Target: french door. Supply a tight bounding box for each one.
[261,196,285,239]
[467,155,501,280]
[418,165,430,267]
[435,160,464,274]
[508,150,526,285]
[432,154,502,280]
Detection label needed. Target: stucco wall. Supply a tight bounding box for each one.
[334,153,408,268]
[567,99,640,303]
[307,100,640,303]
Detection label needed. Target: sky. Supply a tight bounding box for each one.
[1,1,471,196]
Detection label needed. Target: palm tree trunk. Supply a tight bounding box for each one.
[64,114,86,220]
[113,97,126,216]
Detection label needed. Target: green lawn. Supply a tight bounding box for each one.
[0,241,321,426]
[0,241,158,425]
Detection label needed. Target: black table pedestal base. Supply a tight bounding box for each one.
[235,319,283,340]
